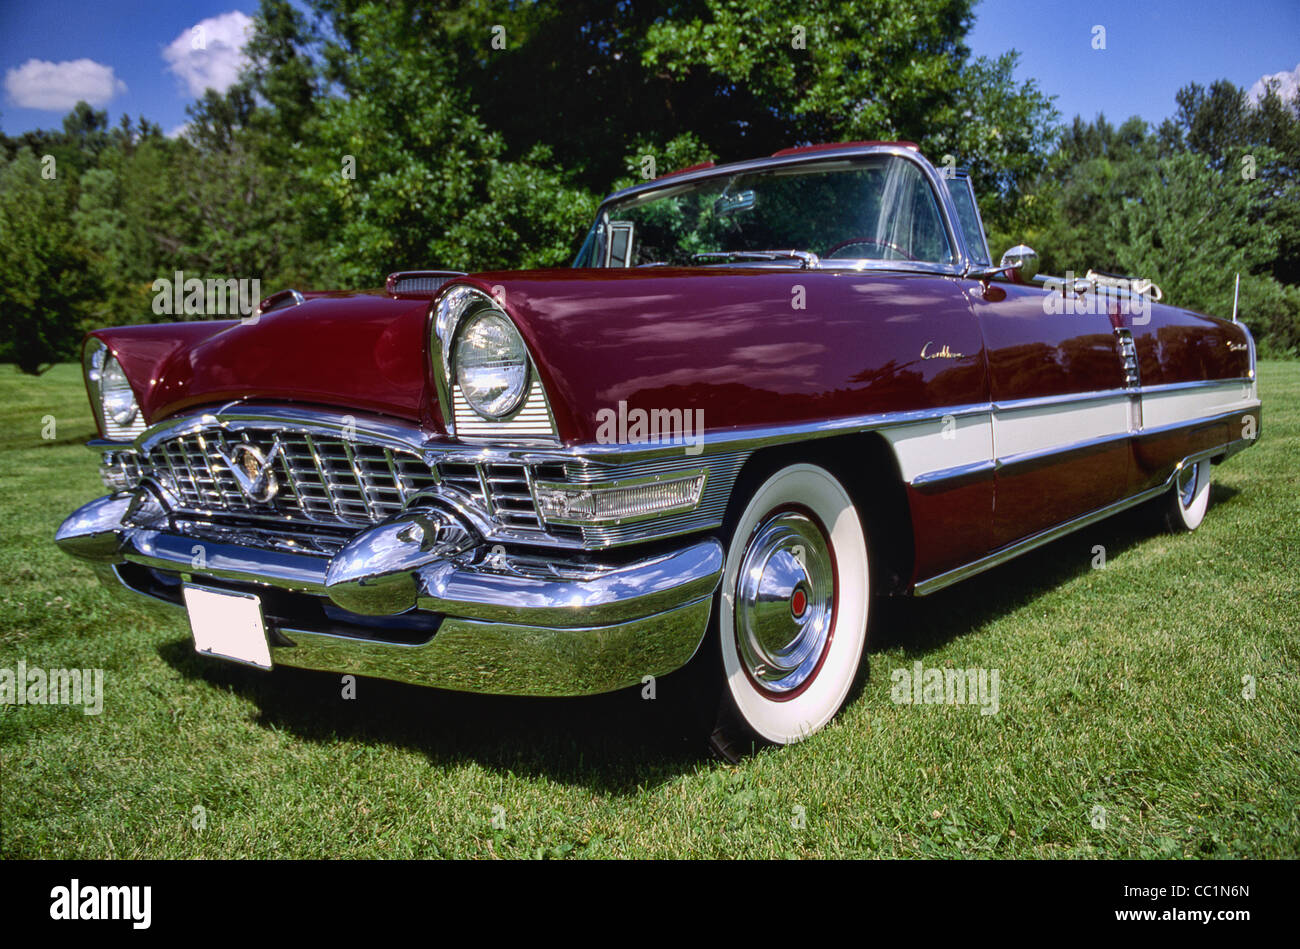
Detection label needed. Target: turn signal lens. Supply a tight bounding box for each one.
[534,471,706,526]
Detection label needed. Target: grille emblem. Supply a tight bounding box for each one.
[214,437,284,503]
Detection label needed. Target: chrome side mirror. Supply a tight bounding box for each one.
[999,244,1039,283]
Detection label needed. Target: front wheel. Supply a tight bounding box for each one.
[1163,459,1212,532]
[710,463,871,754]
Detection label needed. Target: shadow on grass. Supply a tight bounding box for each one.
[31,428,100,449]
[157,636,711,794]
[872,483,1240,654]
[155,482,1243,784]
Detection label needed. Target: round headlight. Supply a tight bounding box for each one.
[101,356,139,427]
[453,310,530,419]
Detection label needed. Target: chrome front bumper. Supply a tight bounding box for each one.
[55,489,722,696]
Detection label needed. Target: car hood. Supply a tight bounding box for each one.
[91,291,436,428]
[92,268,995,445]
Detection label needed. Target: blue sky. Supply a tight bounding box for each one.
[967,0,1300,125]
[1,0,1297,137]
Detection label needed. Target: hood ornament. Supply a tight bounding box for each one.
[214,436,285,503]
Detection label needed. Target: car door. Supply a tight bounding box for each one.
[964,281,1134,549]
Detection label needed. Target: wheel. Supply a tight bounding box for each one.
[707,463,871,755]
[1163,459,1212,532]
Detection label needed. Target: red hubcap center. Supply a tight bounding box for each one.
[791,589,808,618]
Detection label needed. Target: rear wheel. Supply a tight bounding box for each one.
[1163,459,1211,532]
[708,463,871,756]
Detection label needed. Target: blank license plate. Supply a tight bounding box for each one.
[182,584,272,669]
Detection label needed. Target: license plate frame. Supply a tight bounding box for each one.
[182,583,273,670]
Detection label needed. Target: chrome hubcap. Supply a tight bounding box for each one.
[735,511,835,694]
[1178,462,1199,508]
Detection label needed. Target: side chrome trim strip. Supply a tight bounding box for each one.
[994,429,1132,472]
[915,484,1165,595]
[1138,377,1252,396]
[1134,404,1261,440]
[913,442,1241,596]
[425,401,995,463]
[990,379,1251,414]
[992,387,1130,412]
[120,375,1257,479]
[910,459,996,488]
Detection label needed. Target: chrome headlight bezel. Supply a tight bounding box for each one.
[430,284,559,441]
[83,339,142,437]
[452,309,531,421]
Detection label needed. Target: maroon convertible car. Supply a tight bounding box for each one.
[56,142,1261,750]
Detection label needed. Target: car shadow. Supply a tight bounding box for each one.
[33,427,100,449]
[156,482,1242,782]
[870,484,1240,654]
[157,638,711,793]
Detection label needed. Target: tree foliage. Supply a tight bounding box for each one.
[0,150,99,373]
[0,0,1296,371]
[1020,77,1300,356]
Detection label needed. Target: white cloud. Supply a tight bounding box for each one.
[4,58,127,110]
[165,122,192,140]
[162,11,254,98]
[1248,62,1300,106]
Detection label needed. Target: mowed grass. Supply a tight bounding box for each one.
[1,362,1297,859]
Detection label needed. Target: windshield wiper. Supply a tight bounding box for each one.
[692,249,821,269]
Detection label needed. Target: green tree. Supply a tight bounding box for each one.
[0,149,100,373]
[293,2,595,283]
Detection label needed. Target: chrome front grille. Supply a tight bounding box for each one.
[108,409,747,550]
[146,428,438,527]
[432,452,749,546]
[436,460,569,533]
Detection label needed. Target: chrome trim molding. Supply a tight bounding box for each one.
[272,596,714,697]
[386,270,466,296]
[92,559,714,698]
[56,483,725,629]
[910,459,996,488]
[1138,377,1253,396]
[257,288,305,315]
[101,373,1258,529]
[1134,404,1261,441]
[994,429,1132,472]
[913,441,1248,596]
[429,285,560,443]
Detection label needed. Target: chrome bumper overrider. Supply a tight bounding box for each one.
[55,487,723,696]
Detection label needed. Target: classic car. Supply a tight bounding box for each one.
[55,142,1261,754]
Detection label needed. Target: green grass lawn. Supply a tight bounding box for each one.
[2,362,1297,859]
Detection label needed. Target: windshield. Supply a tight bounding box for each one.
[574,154,956,269]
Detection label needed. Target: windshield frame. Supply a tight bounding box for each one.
[574,144,978,275]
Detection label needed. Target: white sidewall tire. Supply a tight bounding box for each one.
[719,464,869,744]
[1172,460,1212,531]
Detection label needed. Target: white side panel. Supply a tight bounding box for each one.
[1142,381,1256,430]
[878,382,1255,486]
[882,412,992,482]
[993,396,1131,459]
